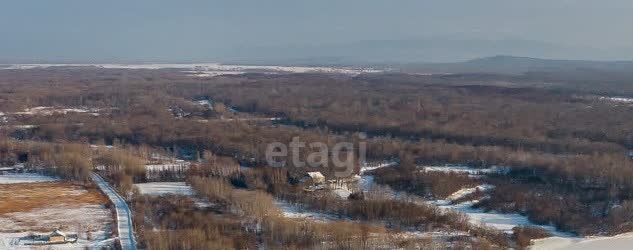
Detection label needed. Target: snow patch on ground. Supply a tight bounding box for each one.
[444,184,494,202]
[12,125,38,129]
[599,96,633,104]
[531,232,633,250]
[11,106,101,116]
[421,165,567,236]
[0,205,110,233]
[183,70,245,77]
[135,182,194,196]
[437,200,567,236]
[393,230,469,240]
[0,173,58,184]
[0,204,113,249]
[359,161,398,175]
[195,99,213,108]
[2,63,383,76]
[332,188,352,199]
[274,200,339,222]
[134,182,212,208]
[420,165,511,176]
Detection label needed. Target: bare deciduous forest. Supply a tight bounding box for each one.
[2,67,633,249]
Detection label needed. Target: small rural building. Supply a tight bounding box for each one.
[306,172,325,185]
[305,172,325,185]
[302,172,326,192]
[23,229,78,246]
[48,230,67,243]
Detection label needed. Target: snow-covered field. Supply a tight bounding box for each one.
[0,176,114,249]
[274,200,339,221]
[135,182,194,196]
[0,205,113,249]
[532,232,633,250]
[134,182,212,208]
[443,184,494,202]
[0,173,58,184]
[1,63,383,76]
[421,164,511,176]
[8,106,104,117]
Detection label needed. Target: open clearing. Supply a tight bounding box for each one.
[0,182,106,214]
[0,179,114,249]
[135,182,194,196]
[0,173,58,184]
[134,181,212,208]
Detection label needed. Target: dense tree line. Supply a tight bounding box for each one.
[0,139,93,181]
[187,176,465,249]
[202,74,633,153]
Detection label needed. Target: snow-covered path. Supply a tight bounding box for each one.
[91,173,137,250]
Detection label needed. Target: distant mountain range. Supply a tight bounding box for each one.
[3,36,633,67]
[398,55,633,74]
[218,37,633,66]
[3,36,633,76]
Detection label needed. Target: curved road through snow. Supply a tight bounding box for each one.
[91,173,137,250]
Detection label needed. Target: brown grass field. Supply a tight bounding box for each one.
[0,182,107,214]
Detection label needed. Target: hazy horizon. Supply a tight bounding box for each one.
[2,0,633,64]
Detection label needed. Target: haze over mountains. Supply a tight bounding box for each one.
[3,1,633,64]
[3,37,632,66]
[399,55,633,75]
[219,37,633,65]
[3,55,632,79]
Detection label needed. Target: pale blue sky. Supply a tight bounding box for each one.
[2,0,632,63]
